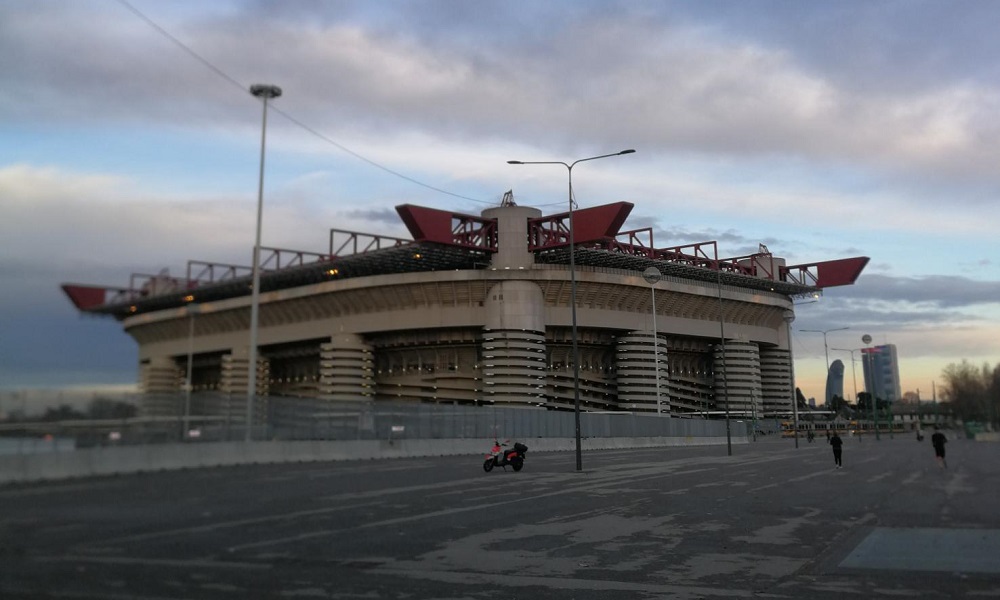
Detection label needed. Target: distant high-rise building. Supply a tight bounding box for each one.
[862,344,902,403]
[825,359,845,405]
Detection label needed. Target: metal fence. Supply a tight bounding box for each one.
[0,396,756,455]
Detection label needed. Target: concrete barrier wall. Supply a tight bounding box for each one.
[0,434,746,484]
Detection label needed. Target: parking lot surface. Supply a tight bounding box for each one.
[2,434,998,598]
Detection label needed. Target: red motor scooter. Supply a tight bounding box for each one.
[483,439,527,472]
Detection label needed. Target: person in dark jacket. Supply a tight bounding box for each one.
[931,427,947,468]
[829,430,843,469]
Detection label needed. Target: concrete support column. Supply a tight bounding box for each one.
[220,350,270,425]
[140,357,182,417]
[319,333,374,402]
[481,281,547,406]
[482,204,541,269]
[713,339,762,420]
[759,347,792,418]
[616,332,669,413]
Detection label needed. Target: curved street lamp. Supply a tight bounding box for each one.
[642,267,663,415]
[830,348,859,405]
[246,83,282,442]
[507,149,635,471]
[862,333,880,441]
[783,310,799,448]
[800,326,849,405]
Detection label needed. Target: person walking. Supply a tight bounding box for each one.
[931,426,947,468]
[830,430,843,469]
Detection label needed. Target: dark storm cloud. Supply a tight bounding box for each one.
[343,208,401,226]
[832,274,1000,309]
[6,0,1000,198]
[669,0,1000,93]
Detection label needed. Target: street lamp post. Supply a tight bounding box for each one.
[830,348,859,404]
[642,267,663,414]
[247,83,282,443]
[717,266,732,456]
[862,334,880,440]
[184,303,199,440]
[783,310,799,449]
[799,326,849,404]
[507,149,635,471]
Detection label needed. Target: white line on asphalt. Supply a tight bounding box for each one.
[35,554,268,570]
[225,454,796,552]
[90,500,374,546]
[369,564,764,598]
[866,472,892,483]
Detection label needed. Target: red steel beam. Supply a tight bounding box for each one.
[528,202,634,250]
[395,204,497,250]
[782,256,870,288]
[61,284,131,311]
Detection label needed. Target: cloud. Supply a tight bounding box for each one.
[6,1,1000,197]
[831,273,1000,309]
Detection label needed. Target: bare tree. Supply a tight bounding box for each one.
[941,360,1000,428]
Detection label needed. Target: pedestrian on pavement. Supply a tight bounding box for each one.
[931,426,947,468]
[829,430,843,469]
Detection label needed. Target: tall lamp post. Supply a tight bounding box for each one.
[183,303,199,440]
[783,310,799,448]
[717,266,732,455]
[830,348,859,405]
[246,83,282,442]
[642,267,663,414]
[507,149,635,471]
[862,334,880,440]
[799,326,849,404]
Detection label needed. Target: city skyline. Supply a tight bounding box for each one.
[3,1,1000,408]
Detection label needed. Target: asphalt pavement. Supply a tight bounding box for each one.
[1,432,998,599]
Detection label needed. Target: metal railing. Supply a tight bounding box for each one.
[0,394,740,455]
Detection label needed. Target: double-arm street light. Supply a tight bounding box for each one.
[800,326,849,404]
[830,347,859,403]
[783,311,799,449]
[507,149,635,471]
[862,334,881,440]
[246,83,282,442]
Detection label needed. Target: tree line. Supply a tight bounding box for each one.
[4,398,138,423]
[941,360,1000,428]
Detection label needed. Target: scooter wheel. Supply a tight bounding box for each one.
[483,458,495,472]
[511,456,524,472]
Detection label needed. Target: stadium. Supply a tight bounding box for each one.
[62,195,867,430]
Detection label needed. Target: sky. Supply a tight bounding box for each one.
[2,0,1000,410]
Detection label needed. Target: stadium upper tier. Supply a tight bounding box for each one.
[62,201,868,318]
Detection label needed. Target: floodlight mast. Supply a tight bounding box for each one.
[246,83,282,442]
[506,149,635,471]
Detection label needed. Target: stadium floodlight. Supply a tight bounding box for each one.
[783,310,799,449]
[247,83,282,442]
[642,267,663,415]
[800,326,849,407]
[507,149,635,471]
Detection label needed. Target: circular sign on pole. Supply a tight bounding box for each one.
[642,266,662,285]
[862,334,872,345]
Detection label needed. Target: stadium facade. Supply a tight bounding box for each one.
[62,198,868,426]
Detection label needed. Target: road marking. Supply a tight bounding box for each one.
[35,554,268,570]
[369,564,765,597]
[91,500,374,546]
[225,453,800,552]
